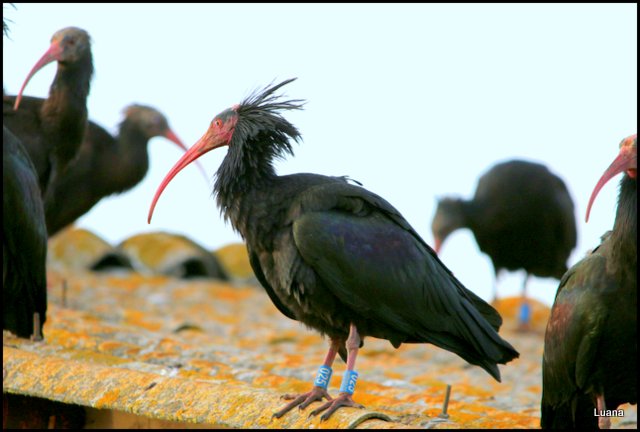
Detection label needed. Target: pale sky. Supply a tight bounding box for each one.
[3,3,637,306]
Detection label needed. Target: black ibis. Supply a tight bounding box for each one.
[3,26,93,197]
[147,79,519,420]
[3,126,48,339]
[431,160,577,330]
[45,104,202,236]
[541,134,637,429]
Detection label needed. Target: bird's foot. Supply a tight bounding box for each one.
[272,386,332,419]
[308,392,364,421]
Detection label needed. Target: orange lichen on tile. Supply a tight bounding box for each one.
[105,273,170,290]
[383,370,404,380]
[527,384,542,394]
[253,374,287,388]
[98,340,140,354]
[122,309,163,331]
[9,245,627,429]
[43,327,98,351]
[95,388,122,407]
[211,286,254,302]
[410,373,447,387]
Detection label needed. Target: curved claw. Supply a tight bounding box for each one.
[272,386,332,419]
[308,393,364,421]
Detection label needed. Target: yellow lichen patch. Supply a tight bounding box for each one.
[48,227,119,271]
[210,313,240,326]
[118,231,219,278]
[527,384,542,395]
[266,330,300,345]
[43,327,98,351]
[211,286,254,302]
[67,349,130,367]
[383,370,404,379]
[94,388,122,407]
[214,243,254,279]
[98,340,140,354]
[104,273,170,290]
[122,310,163,331]
[280,354,305,368]
[410,373,443,387]
[186,359,229,371]
[253,374,287,389]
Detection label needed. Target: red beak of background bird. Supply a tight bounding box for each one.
[585,134,637,223]
[147,116,237,223]
[13,39,64,111]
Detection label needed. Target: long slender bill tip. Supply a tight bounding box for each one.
[585,142,637,223]
[147,176,172,225]
[146,136,213,225]
[13,42,61,111]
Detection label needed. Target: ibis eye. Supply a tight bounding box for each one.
[215,119,222,128]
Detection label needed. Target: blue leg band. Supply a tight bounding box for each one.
[313,365,333,389]
[519,302,531,324]
[339,370,359,395]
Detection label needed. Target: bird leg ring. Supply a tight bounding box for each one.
[308,323,365,421]
[272,339,341,419]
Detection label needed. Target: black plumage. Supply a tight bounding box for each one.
[3,126,47,338]
[148,79,519,420]
[541,135,637,429]
[3,27,93,197]
[45,104,194,236]
[431,160,577,328]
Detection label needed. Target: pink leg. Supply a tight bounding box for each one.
[308,323,365,421]
[597,394,611,429]
[272,338,341,419]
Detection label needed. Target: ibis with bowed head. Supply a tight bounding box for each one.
[431,160,577,330]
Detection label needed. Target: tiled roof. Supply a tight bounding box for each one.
[4,237,637,428]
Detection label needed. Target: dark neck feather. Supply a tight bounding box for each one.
[41,54,94,167]
[610,175,637,267]
[457,198,476,229]
[214,132,287,224]
[104,119,150,193]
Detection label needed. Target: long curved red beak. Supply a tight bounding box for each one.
[163,128,210,184]
[14,40,63,111]
[585,135,637,223]
[147,127,228,224]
